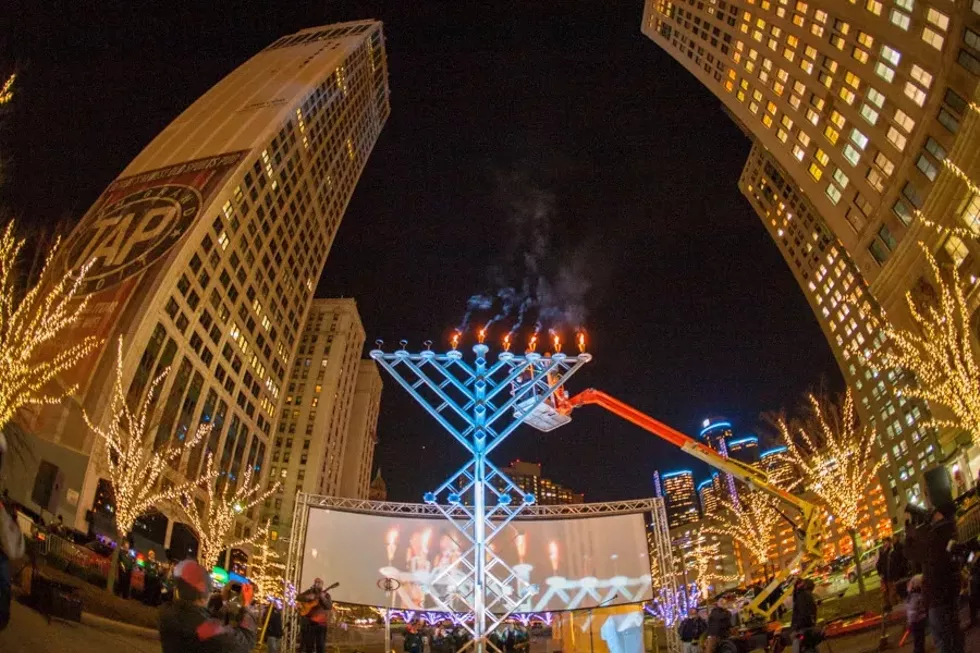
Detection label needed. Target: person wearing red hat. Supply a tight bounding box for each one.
[159,559,256,653]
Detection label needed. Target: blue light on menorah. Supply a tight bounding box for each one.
[369,334,590,653]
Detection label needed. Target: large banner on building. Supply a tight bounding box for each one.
[44,151,248,406]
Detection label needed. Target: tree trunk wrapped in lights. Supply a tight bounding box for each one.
[863,245,980,450]
[0,222,99,430]
[688,527,741,599]
[172,454,280,569]
[84,338,215,591]
[704,490,781,582]
[772,389,882,596]
[250,524,286,603]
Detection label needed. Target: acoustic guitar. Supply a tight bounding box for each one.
[298,582,339,616]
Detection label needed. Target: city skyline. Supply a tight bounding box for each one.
[6,3,897,505]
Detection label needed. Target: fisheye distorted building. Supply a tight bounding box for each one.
[642,0,980,519]
[5,21,391,542]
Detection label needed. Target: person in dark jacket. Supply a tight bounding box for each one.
[264,603,283,653]
[159,559,256,653]
[876,539,895,608]
[705,598,733,653]
[403,620,424,653]
[297,578,333,653]
[890,536,911,600]
[905,506,964,653]
[790,579,818,653]
[678,608,707,653]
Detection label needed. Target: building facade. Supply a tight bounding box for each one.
[500,460,585,505]
[654,469,702,527]
[698,474,721,515]
[263,298,366,539]
[339,360,383,499]
[368,469,388,501]
[6,22,390,542]
[642,0,980,518]
[700,418,740,504]
[727,435,761,465]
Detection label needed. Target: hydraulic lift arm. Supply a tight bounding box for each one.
[557,388,823,619]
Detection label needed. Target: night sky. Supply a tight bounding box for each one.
[2,2,842,502]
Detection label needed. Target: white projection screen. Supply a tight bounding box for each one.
[299,508,652,612]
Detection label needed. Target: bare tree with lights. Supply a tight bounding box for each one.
[861,245,980,450]
[249,523,286,603]
[705,489,782,583]
[688,527,741,599]
[0,221,99,432]
[772,389,882,596]
[172,454,280,569]
[84,338,215,591]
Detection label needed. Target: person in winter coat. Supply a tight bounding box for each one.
[906,575,928,653]
[890,536,911,600]
[705,598,733,653]
[678,608,708,653]
[403,620,425,653]
[790,579,819,653]
[264,604,284,653]
[905,505,964,653]
[158,560,256,653]
[877,539,895,607]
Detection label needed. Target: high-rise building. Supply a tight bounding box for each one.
[727,435,761,465]
[263,298,366,538]
[655,470,702,527]
[700,418,739,504]
[641,0,980,519]
[369,469,388,501]
[739,146,936,513]
[339,360,383,499]
[501,460,585,505]
[6,21,390,538]
[698,475,720,515]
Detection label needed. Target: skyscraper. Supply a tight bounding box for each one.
[339,360,383,499]
[727,435,761,465]
[641,0,980,518]
[655,470,702,527]
[500,461,585,505]
[264,298,366,539]
[698,474,721,515]
[7,21,390,537]
[700,418,739,504]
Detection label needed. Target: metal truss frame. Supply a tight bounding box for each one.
[648,498,681,653]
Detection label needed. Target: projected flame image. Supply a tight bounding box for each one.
[300,509,652,612]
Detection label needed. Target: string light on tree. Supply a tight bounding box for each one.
[0,74,14,105]
[704,489,781,578]
[172,453,280,569]
[0,222,99,430]
[688,527,741,599]
[84,338,215,592]
[249,523,287,604]
[772,390,881,595]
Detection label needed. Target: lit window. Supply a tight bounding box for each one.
[826,184,842,204]
[842,144,861,165]
[839,87,856,104]
[890,10,911,30]
[830,111,845,128]
[850,128,869,149]
[944,235,968,266]
[806,108,820,124]
[833,168,850,188]
[749,101,759,114]
[866,0,882,15]
[809,162,824,180]
[793,144,806,160]
[881,45,901,65]
[801,59,813,74]
[789,93,801,109]
[922,27,944,50]
[762,114,774,128]
[781,115,794,129]
[852,47,869,63]
[894,0,913,10]
[777,128,789,142]
[894,109,915,132]
[860,103,880,125]
[867,168,886,192]
[816,148,830,165]
[916,154,939,181]
[926,8,950,31]
[874,63,895,82]
[960,194,980,234]
[867,87,885,107]
[874,151,895,176]
[845,71,861,89]
[886,126,908,151]
[798,130,811,146]
[805,45,817,59]
[793,80,805,94]
[910,65,933,88]
[824,125,840,143]
[767,101,777,114]
[903,82,926,106]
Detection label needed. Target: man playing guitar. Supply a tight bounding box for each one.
[297,578,336,653]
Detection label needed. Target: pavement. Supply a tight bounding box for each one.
[2,598,980,653]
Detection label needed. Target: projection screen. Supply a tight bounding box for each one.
[299,508,652,612]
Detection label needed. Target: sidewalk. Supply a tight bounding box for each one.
[0,600,158,653]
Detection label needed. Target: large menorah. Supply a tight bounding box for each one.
[369,339,590,653]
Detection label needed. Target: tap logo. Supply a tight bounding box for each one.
[65,184,202,294]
